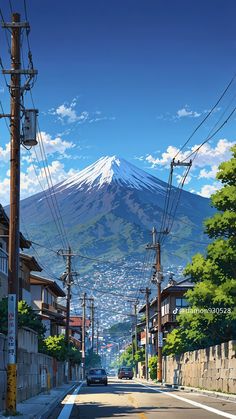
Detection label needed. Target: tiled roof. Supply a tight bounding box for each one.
[70,316,90,328]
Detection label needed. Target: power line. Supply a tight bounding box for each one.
[181,107,236,164]
[174,72,236,160]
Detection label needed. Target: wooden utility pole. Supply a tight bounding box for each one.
[96,319,99,354]
[82,292,86,379]
[134,302,138,377]
[58,247,76,382]
[140,287,151,380]
[65,247,72,382]
[1,13,37,414]
[65,247,72,348]
[90,299,95,351]
[146,227,165,382]
[6,14,21,413]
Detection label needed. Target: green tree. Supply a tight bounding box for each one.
[118,345,134,367]
[148,355,157,380]
[0,298,46,343]
[43,335,81,364]
[164,145,236,355]
[134,347,145,363]
[85,349,101,369]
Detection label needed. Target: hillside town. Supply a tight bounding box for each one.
[0,2,236,419]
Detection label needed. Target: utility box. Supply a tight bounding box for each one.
[22,109,38,146]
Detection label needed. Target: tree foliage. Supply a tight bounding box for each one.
[85,348,101,369]
[118,345,134,367]
[148,355,157,380]
[164,145,236,355]
[42,334,81,364]
[0,298,46,340]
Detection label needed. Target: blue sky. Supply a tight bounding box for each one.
[0,0,236,204]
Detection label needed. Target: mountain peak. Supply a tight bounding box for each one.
[57,155,166,192]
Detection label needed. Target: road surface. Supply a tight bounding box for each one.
[48,378,236,419]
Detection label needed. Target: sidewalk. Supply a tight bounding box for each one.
[135,377,236,402]
[0,381,79,419]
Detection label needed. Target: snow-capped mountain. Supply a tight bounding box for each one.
[17,155,213,273]
[13,155,215,325]
[55,155,166,193]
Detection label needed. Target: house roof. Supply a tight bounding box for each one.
[139,277,194,313]
[30,273,66,297]
[0,204,31,249]
[20,253,42,272]
[161,277,194,298]
[70,316,90,328]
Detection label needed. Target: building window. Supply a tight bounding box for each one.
[175,297,188,308]
[161,298,169,315]
[0,247,8,275]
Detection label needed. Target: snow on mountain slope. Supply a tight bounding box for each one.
[55,156,166,193]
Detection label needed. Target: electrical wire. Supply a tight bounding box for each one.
[180,107,236,164]
[173,72,236,160]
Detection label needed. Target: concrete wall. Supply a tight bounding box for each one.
[18,327,38,353]
[0,330,81,412]
[0,334,7,412]
[163,340,236,394]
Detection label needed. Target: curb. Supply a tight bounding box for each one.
[134,379,236,402]
[38,382,79,419]
[175,385,236,402]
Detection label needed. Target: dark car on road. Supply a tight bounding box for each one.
[118,366,134,380]
[87,368,108,386]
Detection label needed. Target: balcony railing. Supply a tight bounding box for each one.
[0,248,8,275]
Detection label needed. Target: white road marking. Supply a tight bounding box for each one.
[136,382,236,419]
[57,381,84,419]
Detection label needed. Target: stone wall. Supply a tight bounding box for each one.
[163,340,236,394]
[0,330,81,412]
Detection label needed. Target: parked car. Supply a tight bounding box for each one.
[87,368,108,386]
[118,366,134,380]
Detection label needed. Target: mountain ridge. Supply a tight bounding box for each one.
[7,155,214,325]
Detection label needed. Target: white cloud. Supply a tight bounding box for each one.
[177,107,201,118]
[0,160,80,205]
[145,139,235,169]
[49,98,89,124]
[197,182,221,198]
[56,105,89,124]
[35,131,75,158]
[198,165,218,179]
[49,99,115,126]
[0,142,10,163]
[175,173,192,185]
[89,116,116,123]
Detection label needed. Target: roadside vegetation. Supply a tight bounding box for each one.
[0,298,81,364]
[163,145,236,355]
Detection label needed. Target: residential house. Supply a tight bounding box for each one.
[30,273,66,337]
[69,316,91,349]
[19,253,42,305]
[139,277,194,353]
[0,204,31,300]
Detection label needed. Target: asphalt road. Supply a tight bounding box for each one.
[49,378,236,419]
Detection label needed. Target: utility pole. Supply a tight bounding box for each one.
[65,247,72,349]
[96,319,99,355]
[65,247,72,382]
[82,292,86,380]
[134,302,138,378]
[146,227,165,382]
[58,248,79,383]
[2,13,37,415]
[140,287,151,380]
[89,298,95,351]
